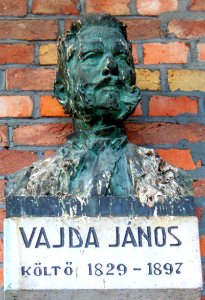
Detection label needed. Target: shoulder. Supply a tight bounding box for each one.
[5,151,65,197]
[124,143,193,204]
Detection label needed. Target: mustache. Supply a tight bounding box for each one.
[83,77,126,90]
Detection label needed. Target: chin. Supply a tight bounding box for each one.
[73,84,139,123]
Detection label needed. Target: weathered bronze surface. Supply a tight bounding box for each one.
[6,14,193,209]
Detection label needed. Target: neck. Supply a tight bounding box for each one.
[73,118,121,132]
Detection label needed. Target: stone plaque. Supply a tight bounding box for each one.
[4,216,202,300]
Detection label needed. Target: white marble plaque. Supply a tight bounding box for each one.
[4,216,202,299]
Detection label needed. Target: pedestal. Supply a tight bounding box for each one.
[4,215,202,300]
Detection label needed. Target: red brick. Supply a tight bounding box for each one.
[193,179,205,197]
[33,0,79,15]
[137,0,178,16]
[14,124,73,146]
[157,149,196,170]
[0,269,3,287]
[0,209,5,232]
[131,103,143,116]
[0,180,6,204]
[0,150,37,175]
[40,96,68,117]
[0,96,33,117]
[6,68,55,91]
[125,123,205,145]
[189,0,205,10]
[85,0,130,15]
[195,207,204,223]
[0,0,27,16]
[132,44,138,64]
[0,126,8,147]
[197,43,205,61]
[0,239,3,263]
[0,44,34,64]
[149,96,198,116]
[44,150,56,158]
[121,19,163,40]
[0,20,58,41]
[196,160,202,168]
[200,235,205,256]
[168,20,205,39]
[144,42,189,64]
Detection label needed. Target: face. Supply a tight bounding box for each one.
[65,25,140,124]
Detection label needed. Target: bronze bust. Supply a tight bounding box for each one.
[6,14,193,208]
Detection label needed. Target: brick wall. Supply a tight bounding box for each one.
[0,0,205,296]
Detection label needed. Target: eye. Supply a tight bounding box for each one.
[114,53,129,63]
[81,51,103,62]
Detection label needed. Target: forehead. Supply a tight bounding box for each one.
[76,25,129,51]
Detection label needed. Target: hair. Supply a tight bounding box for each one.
[54,14,134,115]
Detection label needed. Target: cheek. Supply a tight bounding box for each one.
[75,65,101,85]
[120,66,135,83]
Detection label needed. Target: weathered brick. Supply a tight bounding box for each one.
[0,150,37,175]
[132,44,138,64]
[33,0,79,14]
[149,96,198,116]
[137,0,178,16]
[0,180,5,204]
[0,20,58,40]
[6,68,55,91]
[157,149,196,170]
[85,0,130,15]
[125,123,205,145]
[136,69,161,91]
[189,0,205,10]
[144,42,189,64]
[14,124,73,146]
[131,103,143,116]
[121,19,163,40]
[200,235,205,256]
[0,209,5,232]
[0,0,27,16]
[168,20,205,39]
[193,179,205,197]
[0,126,8,147]
[168,70,205,92]
[40,96,68,117]
[39,44,57,65]
[0,239,3,263]
[197,43,205,61]
[0,44,34,64]
[0,96,33,117]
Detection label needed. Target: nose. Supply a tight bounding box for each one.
[102,57,119,76]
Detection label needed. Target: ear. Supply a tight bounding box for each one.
[54,74,73,115]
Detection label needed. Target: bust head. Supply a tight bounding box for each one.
[54,14,140,127]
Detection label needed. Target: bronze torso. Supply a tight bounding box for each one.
[6,125,192,207]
